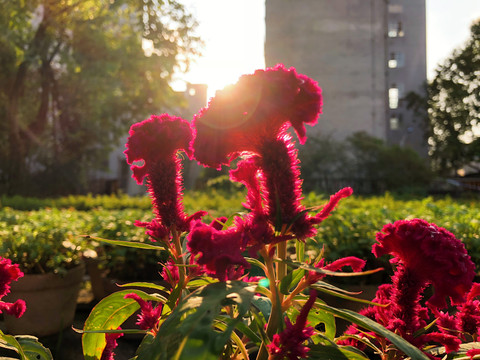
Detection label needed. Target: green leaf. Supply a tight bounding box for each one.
[310,301,337,341]
[315,303,430,360]
[83,235,167,250]
[14,336,54,360]
[217,315,262,344]
[117,281,169,293]
[279,267,305,295]
[245,257,267,273]
[311,281,385,307]
[308,343,369,360]
[296,240,305,263]
[136,281,256,360]
[251,295,272,323]
[82,289,153,360]
[279,259,383,278]
[0,332,53,360]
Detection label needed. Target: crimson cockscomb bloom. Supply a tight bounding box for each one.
[307,256,366,285]
[342,220,475,353]
[268,290,317,359]
[194,64,350,240]
[0,257,26,318]
[124,114,205,237]
[193,64,322,169]
[187,218,250,281]
[373,218,475,309]
[101,329,123,360]
[436,283,480,341]
[124,293,163,331]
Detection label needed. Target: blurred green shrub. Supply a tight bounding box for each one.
[1,193,478,282]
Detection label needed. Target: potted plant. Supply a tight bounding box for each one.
[0,207,87,337]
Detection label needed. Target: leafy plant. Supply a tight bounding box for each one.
[78,66,473,360]
[0,208,87,275]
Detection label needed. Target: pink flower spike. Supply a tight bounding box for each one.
[268,290,317,359]
[101,329,123,360]
[124,114,201,233]
[124,293,163,330]
[230,157,264,213]
[307,256,365,285]
[314,187,353,223]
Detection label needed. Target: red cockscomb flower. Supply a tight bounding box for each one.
[373,218,475,309]
[193,65,324,240]
[193,64,322,169]
[187,219,250,281]
[268,290,317,359]
[0,257,26,318]
[124,293,163,331]
[101,329,123,360]
[124,114,205,235]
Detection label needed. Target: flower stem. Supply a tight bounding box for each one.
[172,226,185,295]
[256,246,282,360]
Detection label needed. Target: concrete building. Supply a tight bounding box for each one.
[265,0,427,155]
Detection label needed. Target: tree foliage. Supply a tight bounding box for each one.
[423,19,480,175]
[0,0,200,195]
[299,132,432,195]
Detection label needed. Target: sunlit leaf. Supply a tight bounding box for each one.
[82,289,154,360]
[136,281,256,360]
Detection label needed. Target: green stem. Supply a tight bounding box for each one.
[171,226,185,295]
[256,246,281,360]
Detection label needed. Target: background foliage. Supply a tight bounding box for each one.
[0,0,200,195]
[298,131,432,195]
[1,192,478,280]
[407,19,480,175]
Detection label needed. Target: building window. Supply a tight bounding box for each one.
[390,115,400,130]
[389,87,399,109]
[388,21,404,37]
[388,5,403,13]
[388,52,405,68]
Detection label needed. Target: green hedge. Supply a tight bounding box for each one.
[1,192,478,279]
[303,193,480,279]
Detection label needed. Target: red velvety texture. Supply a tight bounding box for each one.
[193,64,322,169]
[187,219,250,281]
[373,218,475,309]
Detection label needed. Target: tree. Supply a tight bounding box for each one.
[422,19,480,175]
[0,0,200,195]
[298,132,432,195]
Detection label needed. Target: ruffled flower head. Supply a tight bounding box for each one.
[373,218,475,308]
[193,64,322,169]
[0,257,26,318]
[125,114,204,233]
[193,65,345,241]
[187,218,250,281]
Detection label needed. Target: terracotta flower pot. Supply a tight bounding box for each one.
[3,262,85,337]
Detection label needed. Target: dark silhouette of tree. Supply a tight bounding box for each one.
[0,0,201,195]
[413,19,480,176]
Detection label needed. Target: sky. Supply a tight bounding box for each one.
[175,0,480,99]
